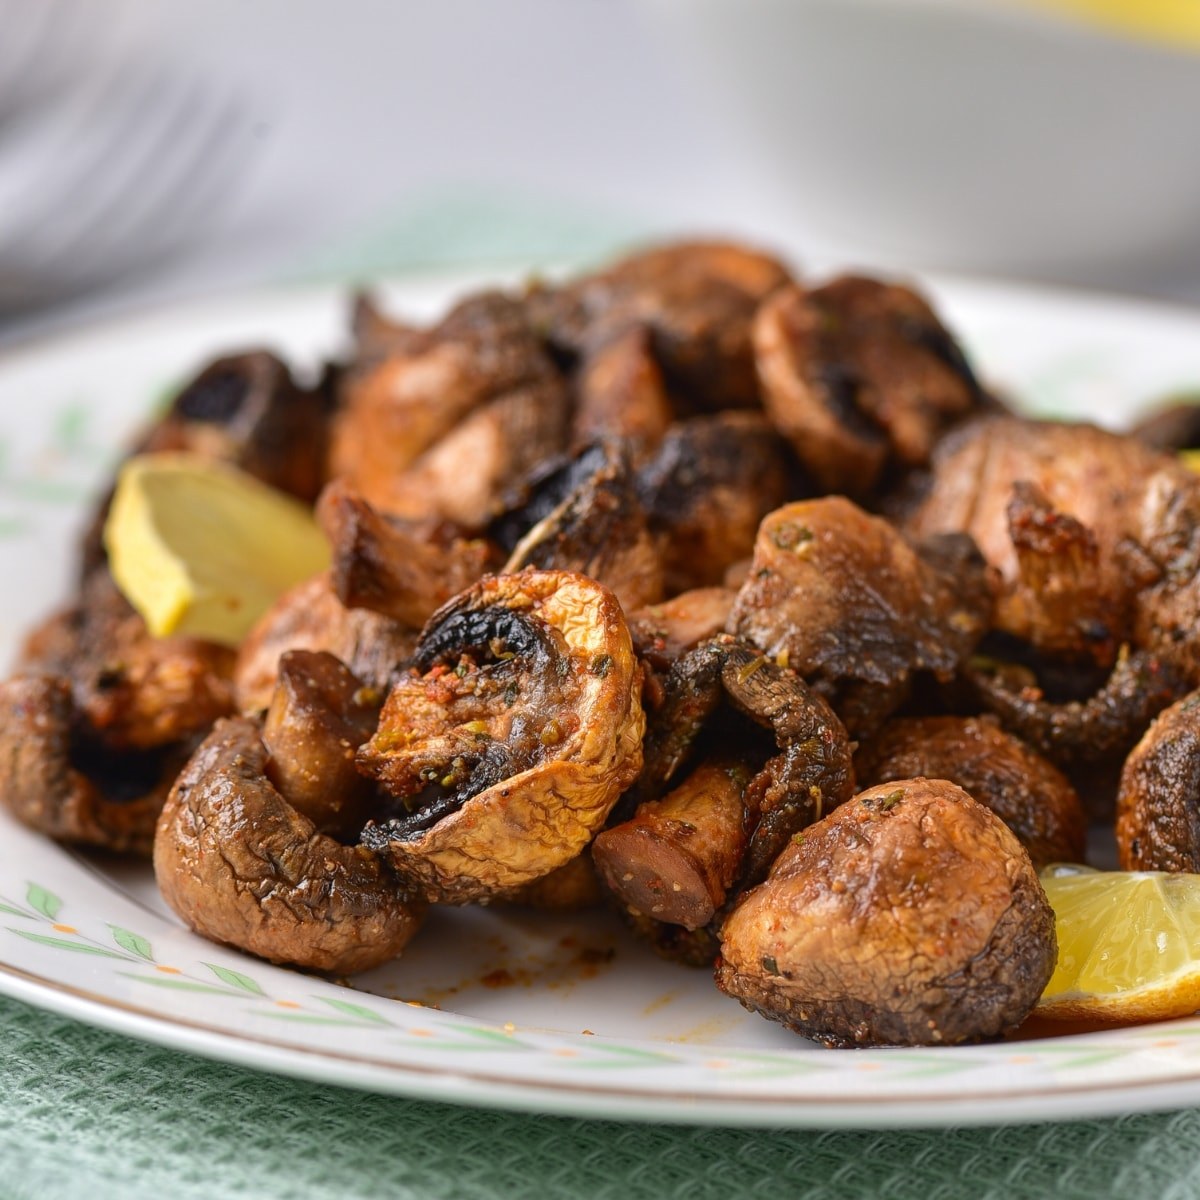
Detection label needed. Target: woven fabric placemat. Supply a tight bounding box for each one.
[4,994,1200,1200]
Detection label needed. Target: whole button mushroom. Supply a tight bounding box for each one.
[1117,691,1200,871]
[715,778,1057,1047]
[155,717,425,974]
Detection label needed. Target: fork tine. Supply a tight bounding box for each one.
[32,81,250,281]
[2,65,177,248]
[8,69,198,265]
[128,94,256,253]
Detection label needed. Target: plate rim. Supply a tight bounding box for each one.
[5,266,1200,1129]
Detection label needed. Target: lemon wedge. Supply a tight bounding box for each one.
[104,453,330,646]
[1036,864,1200,1022]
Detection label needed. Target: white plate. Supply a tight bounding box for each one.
[4,270,1200,1129]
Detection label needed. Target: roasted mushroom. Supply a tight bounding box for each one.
[357,570,645,903]
[531,240,792,411]
[571,324,674,455]
[261,650,382,839]
[331,290,569,521]
[856,715,1086,868]
[233,572,418,714]
[1116,692,1200,871]
[0,675,190,855]
[155,717,424,973]
[595,640,854,970]
[753,276,984,497]
[636,412,802,594]
[728,497,994,735]
[593,757,754,931]
[79,352,332,578]
[501,441,665,613]
[1129,397,1200,453]
[715,778,1057,1047]
[967,647,1186,778]
[317,479,495,625]
[35,571,235,753]
[903,415,1200,679]
[628,587,736,675]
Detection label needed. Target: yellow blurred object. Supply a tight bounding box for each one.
[104,453,330,646]
[1181,449,1200,472]
[1017,0,1200,50]
[1036,864,1200,1022]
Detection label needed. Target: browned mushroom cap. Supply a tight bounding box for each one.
[23,570,235,753]
[571,324,674,455]
[144,351,331,501]
[728,497,994,734]
[234,572,418,714]
[530,240,792,411]
[753,276,983,497]
[357,570,645,904]
[715,778,1057,1047]
[636,412,803,594]
[500,441,664,614]
[381,386,570,528]
[316,480,495,626]
[856,716,1086,869]
[903,415,1200,675]
[331,290,569,520]
[1116,692,1200,871]
[155,717,423,973]
[967,647,1187,778]
[261,650,382,839]
[0,675,187,855]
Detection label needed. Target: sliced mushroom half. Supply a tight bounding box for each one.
[357,570,645,903]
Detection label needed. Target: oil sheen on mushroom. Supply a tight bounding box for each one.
[357,569,645,904]
[155,717,424,974]
[715,779,1057,1047]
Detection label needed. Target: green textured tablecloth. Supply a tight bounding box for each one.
[5,192,1200,1200]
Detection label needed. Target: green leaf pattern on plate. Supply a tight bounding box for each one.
[110,926,154,961]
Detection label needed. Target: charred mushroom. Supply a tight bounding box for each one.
[571,324,674,455]
[155,717,424,973]
[317,479,495,625]
[636,412,802,594]
[357,570,645,903]
[331,290,568,521]
[501,441,665,613]
[715,778,1057,1047]
[531,240,792,411]
[728,497,994,735]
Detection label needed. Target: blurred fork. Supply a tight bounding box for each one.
[0,58,257,314]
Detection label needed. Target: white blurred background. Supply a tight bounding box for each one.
[4,0,1200,345]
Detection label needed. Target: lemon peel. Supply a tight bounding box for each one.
[1037,864,1200,1023]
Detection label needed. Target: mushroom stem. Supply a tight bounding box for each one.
[592,758,751,930]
